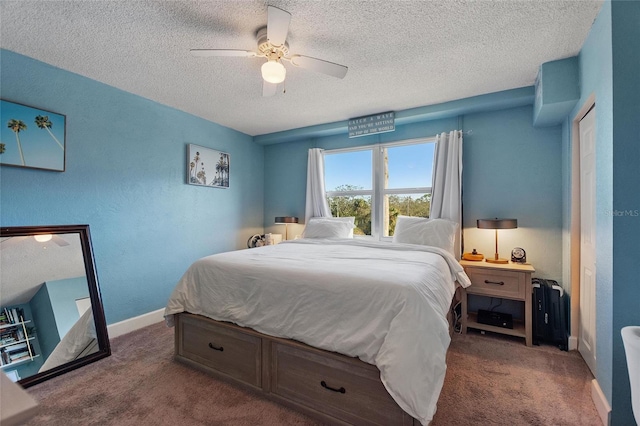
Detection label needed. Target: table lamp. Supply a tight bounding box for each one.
[477,218,517,264]
[275,216,298,240]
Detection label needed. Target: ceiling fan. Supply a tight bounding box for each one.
[190,5,348,97]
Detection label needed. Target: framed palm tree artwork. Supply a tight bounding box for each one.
[187,144,230,188]
[0,99,66,172]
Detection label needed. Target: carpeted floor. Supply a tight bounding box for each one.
[431,331,601,425]
[24,322,601,425]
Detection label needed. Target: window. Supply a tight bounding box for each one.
[324,138,435,239]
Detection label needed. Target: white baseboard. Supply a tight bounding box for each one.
[107,308,165,339]
[568,335,578,351]
[591,379,611,426]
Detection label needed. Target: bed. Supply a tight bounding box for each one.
[165,218,470,425]
[38,308,98,373]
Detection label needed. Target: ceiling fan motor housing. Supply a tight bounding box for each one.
[256,27,289,59]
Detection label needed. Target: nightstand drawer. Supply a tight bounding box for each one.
[465,268,525,300]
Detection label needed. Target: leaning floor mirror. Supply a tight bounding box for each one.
[0,224,110,387]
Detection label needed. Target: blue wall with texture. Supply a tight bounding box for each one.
[2,3,638,420]
[561,1,640,423]
[0,50,265,324]
[610,1,640,424]
[263,97,564,282]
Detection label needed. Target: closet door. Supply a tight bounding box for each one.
[579,106,596,375]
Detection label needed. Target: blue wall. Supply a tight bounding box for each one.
[574,5,615,408]
[0,50,265,324]
[263,100,564,281]
[609,1,640,424]
[30,285,60,361]
[45,276,89,338]
[3,4,638,419]
[462,106,563,279]
[562,1,640,423]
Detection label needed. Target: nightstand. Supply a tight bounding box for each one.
[460,260,535,346]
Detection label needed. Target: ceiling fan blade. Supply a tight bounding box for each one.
[290,55,348,79]
[263,81,278,97]
[190,49,257,57]
[0,236,26,250]
[52,235,70,247]
[267,6,291,47]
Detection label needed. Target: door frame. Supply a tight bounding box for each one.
[571,94,611,425]
[570,93,596,348]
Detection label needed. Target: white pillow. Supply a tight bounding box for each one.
[303,217,355,239]
[392,216,458,255]
[307,217,355,238]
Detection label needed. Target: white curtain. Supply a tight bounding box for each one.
[431,130,463,257]
[305,148,331,223]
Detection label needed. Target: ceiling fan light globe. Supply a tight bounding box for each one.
[261,60,286,84]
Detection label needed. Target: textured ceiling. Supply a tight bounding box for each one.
[0,1,602,137]
[1,234,86,306]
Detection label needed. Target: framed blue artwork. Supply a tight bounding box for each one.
[1,99,66,172]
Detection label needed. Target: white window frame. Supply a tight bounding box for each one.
[323,137,435,241]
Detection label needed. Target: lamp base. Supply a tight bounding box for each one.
[486,258,509,264]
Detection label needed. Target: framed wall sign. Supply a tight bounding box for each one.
[348,111,395,138]
[0,100,66,172]
[187,144,229,188]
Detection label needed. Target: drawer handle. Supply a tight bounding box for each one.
[320,380,346,394]
[484,280,505,286]
[208,342,224,352]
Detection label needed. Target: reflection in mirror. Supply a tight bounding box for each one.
[0,225,110,387]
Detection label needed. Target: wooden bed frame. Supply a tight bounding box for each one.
[174,299,457,425]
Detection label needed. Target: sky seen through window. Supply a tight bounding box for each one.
[324,143,434,191]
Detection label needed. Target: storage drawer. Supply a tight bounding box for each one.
[272,342,406,426]
[465,268,525,300]
[177,314,262,388]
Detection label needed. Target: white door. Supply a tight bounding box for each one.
[579,107,597,375]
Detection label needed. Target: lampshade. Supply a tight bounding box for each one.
[275,216,298,224]
[261,60,286,84]
[477,218,518,230]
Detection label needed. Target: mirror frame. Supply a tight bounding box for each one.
[1,224,110,387]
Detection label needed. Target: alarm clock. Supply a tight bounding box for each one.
[511,247,526,263]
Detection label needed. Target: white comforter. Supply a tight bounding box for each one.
[39,308,97,373]
[164,239,470,424]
